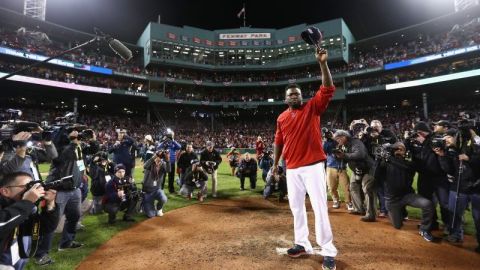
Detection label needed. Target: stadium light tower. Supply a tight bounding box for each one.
[23,0,47,21]
[454,0,479,11]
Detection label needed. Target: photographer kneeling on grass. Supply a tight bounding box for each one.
[0,172,59,269]
[142,150,170,218]
[375,142,435,242]
[104,164,139,224]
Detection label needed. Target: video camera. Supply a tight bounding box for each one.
[321,127,335,139]
[365,126,381,136]
[431,136,446,150]
[261,149,273,158]
[25,175,74,191]
[160,128,174,142]
[155,149,169,159]
[373,143,396,160]
[203,161,216,174]
[92,151,109,163]
[350,121,368,138]
[0,109,43,143]
[117,177,141,202]
[457,112,477,140]
[332,148,344,155]
[41,112,93,148]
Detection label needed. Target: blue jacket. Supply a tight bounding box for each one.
[109,136,135,166]
[157,140,181,163]
[259,156,273,174]
[323,139,346,170]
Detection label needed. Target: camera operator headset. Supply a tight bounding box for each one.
[433,126,480,250]
[0,172,59,269]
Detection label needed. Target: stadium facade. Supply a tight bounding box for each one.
[1,5,480,126]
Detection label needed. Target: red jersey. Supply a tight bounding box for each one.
[274,85,335,169]
[256,141,265,156]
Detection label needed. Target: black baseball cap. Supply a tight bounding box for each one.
[434,120,450,128]
[413,121,431,133]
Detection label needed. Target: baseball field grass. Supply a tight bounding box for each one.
[25,157,475,270]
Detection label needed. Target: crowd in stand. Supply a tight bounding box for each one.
[3,99,479,152]
[0,60,147,92]
[0,27,145,74]
[163,85,302,102]
[346,55,480,89]
[1,15,479,85]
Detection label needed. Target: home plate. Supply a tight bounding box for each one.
[276,247,322,255]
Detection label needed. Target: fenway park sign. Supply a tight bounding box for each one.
[219,33,271,40]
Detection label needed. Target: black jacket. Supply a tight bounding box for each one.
[343,138,374,174]
[407,134,445,177]
[363,129,398,159]
[142,157,171,193]
[376,156,416,201]
[238,158,258,176]
[48,141,99,189]
[200,149,222,170]
[183,167,208,186]
[0,198,59,258]
[177,152,198,172]
[109,136,136,167]
[88,162,115,196]
[437,144,480,194]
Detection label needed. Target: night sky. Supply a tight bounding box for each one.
[0,0,455,43]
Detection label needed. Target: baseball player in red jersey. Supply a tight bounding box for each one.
[273,48,337,270]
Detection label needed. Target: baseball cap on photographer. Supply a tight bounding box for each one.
[114,164,126,172]
[206,141,214,147]
[434,120,450,128]
[391,142,406,150]
[413,121,431,133]
[445,128,458,137]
